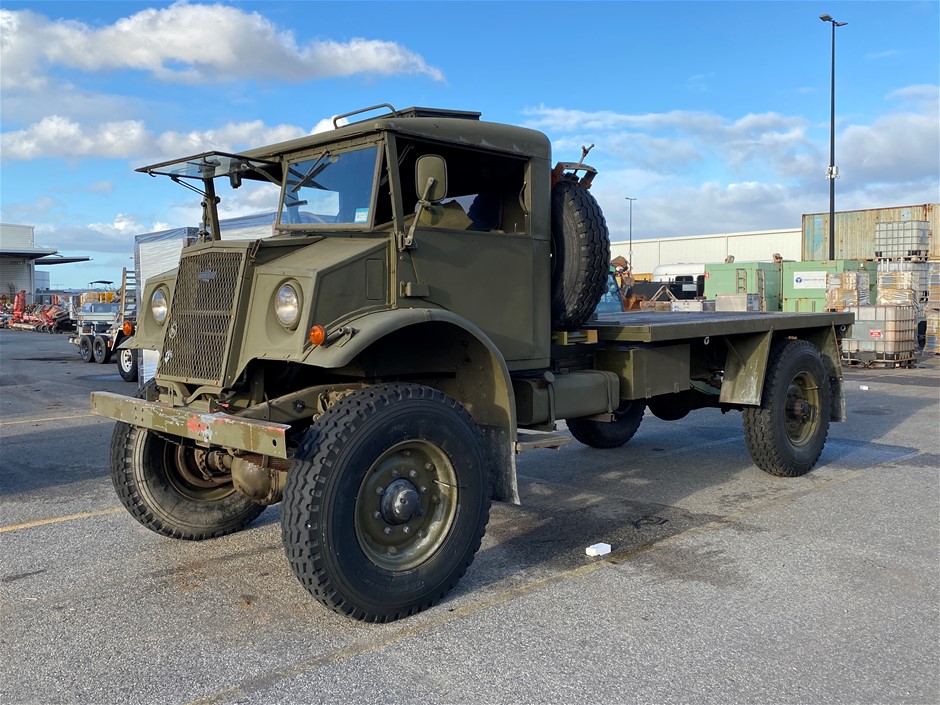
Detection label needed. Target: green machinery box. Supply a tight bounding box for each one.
[781,260,878,312]
[704,261,783,311]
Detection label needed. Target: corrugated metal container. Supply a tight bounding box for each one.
[782,260,878,312]
[704,261,782,311]
[802,204,938,261]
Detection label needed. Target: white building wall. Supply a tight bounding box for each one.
[0,258,34,301]
[610,228,802,275]
[0,223,36,249]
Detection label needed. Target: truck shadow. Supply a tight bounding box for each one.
[458,405,926,597]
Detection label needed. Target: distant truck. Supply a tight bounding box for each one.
[91,105,853,622]
[69,271,138,382]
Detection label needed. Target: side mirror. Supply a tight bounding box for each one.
[415,155,447,203]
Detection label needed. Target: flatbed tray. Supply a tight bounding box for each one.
[585,310,855,343]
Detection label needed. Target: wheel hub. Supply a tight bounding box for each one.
[381,478,422,524]
[356,441,458,571]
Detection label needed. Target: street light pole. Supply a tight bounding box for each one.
[820,13,847,261]
[625,197,637,275]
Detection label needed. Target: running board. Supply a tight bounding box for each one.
[515,430,572,452]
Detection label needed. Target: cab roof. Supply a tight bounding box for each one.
[240,106,552,162]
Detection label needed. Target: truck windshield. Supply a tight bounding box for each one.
[280,145,379,227]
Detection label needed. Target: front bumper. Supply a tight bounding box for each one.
[91,392,290,459]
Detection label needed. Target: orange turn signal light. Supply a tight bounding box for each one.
[309,325,326,346]
[122,321,134,336]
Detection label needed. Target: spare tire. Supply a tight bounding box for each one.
[550,179,611,331]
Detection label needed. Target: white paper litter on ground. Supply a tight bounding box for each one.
[585,543,611,557]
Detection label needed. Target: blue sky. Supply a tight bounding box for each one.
[1,0,938,289]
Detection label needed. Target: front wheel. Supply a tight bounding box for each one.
[743,339,832,477]
[118,348,138,382]
[567,401,645,449]
[281,383,493,622]
[109,383,264,539]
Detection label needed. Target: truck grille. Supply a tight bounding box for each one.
[160,250,244,384]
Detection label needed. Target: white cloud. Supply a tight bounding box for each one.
[1,4,444,88]
[0,116,152,159]
[155,121,308,157]
[533,91,939,240]
[841,111,940,183]
[0,115,311,161]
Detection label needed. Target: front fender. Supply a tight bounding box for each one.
[307,308,521,504]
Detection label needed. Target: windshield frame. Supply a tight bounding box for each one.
[275,137,385,233]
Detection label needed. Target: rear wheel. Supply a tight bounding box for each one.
[92,335,111,364]
[282,383,492,622]
[743,339,831,477]
[567,401,645,448]
[79,335,95,363]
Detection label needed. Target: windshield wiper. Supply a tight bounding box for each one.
[289,151,332,193]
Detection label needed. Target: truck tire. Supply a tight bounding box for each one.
[79,335,95,363]
[282,383,493,622]
[92,335,112,364]
[109,381,265,540]
[118,348,139,383]
[567,401,645,448]
[742,339,831,477]
[550,179,611,331]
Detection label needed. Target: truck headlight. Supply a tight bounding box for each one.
[274,283,301,329]
[151,288,168,325]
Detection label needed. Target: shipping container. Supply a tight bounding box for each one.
[801,204,937,261]
[703,261,782,311]
[781,260,878,312]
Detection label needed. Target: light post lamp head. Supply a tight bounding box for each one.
[819,13,832,21]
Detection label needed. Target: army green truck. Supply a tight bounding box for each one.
[91,105,853,622]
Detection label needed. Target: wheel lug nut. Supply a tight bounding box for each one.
[388,546,398,555]
[409,469,418,479]
[418,530,426,538]
[431,495,440,504]
[402,526,411,535]
[403,450,412,457]
[376,487,385,496]
[424,462,434,471]
[420,486,428,494]
[391,469,399,478]
[383,527,393,535]
[372,511,381,519]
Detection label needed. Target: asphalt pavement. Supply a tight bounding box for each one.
[1,328,938,704]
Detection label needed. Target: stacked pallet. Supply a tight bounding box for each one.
[825,272,870,310]
[925,262,940,356]
[841,305,917,368]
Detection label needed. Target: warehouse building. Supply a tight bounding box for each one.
[0,223,89,304]
[611,204,938,277]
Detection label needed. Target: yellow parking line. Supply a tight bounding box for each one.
[0,507,124,533]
